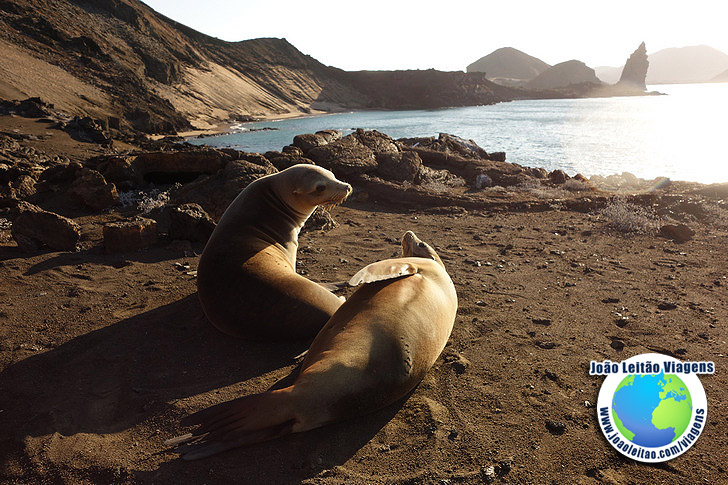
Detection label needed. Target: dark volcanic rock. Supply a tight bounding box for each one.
[308,135,377,178]
[0,97,55,118]
[351,129,399,154]
[103,217,157,253]
[376,151,423,183]
[548,170,569,185]
[37,162,83,192]
[293,133,329,153]
[659,223,695,243]
[63,116,112,145]
[174,157,277,220]
[301,207,338,233]
[168,203,216,242]
[11,201,81,251]
[133,150,233,184]
[618,42,649,91]
[67,168,118,211]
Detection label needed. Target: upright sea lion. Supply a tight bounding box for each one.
[196,164,352,340]
[168,231,458,460]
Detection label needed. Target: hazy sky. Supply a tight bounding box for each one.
[142,0,728,71]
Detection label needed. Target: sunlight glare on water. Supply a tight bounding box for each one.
[190,83,728,184]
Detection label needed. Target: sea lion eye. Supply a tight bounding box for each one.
[418,242,426,248]
[315,184,326,193]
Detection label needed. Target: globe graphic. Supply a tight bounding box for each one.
[611,372,693,447]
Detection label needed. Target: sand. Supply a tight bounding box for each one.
[1,196,727,483]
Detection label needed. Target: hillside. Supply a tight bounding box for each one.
[596,45,728,84]
[466,47,551,85]
[525,60,601,90]
[0,0,522,135]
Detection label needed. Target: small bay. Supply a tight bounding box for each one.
[190,83,728,184]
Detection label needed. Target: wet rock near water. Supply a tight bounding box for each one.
[10,201,81,251]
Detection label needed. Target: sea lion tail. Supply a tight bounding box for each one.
[165,388,297,460]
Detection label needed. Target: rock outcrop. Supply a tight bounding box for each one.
[617,42,649,91]
[103,217,157,253]
[11,201,81,251]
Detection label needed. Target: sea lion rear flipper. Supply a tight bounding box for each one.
[348,261,418,286]
[165,388,297,460]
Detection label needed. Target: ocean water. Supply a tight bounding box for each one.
[189,83,728,184]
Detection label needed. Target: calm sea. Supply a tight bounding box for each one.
[189,83,728,184]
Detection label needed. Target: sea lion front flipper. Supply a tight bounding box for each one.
[348,260,418,286]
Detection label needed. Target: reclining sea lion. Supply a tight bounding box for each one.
[168,231,458,459]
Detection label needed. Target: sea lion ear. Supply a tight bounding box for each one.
[348,261,418,286]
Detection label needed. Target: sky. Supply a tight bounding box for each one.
[142,0,728,72]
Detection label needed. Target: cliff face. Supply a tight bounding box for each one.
[618,42,649,90]
[0,0,374,133]
[525,60,602,90]
[336,70,525,110]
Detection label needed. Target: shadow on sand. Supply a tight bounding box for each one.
[0,293,404,482]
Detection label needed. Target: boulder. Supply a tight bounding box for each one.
[351,129,399,154]
[376,151,423,183]
[316,130,342,144]
[103,217,157,253]
[37,162,83,192]
[67,168,118,211]
[293,133,329,153]
[133,149,232,184]
[301,207,338,233]
[548,169,570,184]
[489,152,506,162]
[64,116,112,145]
[174,157,277,220]
[659,224,695,243]
[308,135,377,178]
[282,145,304,156]
[437,133,489,159]
[11,201,81,251]
[96,155,138,190]
[474,173,493,189]
[168,203,216,242]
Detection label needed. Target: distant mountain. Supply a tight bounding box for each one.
[525,60,601,90]
[711,68,728,83]
[466,47,550,85]
[595,45,728,85]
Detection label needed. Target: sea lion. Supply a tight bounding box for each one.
[167,231,458,460]
[196,164,352,340]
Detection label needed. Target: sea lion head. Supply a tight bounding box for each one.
[275,164,352,215]
[401,231,444,267]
